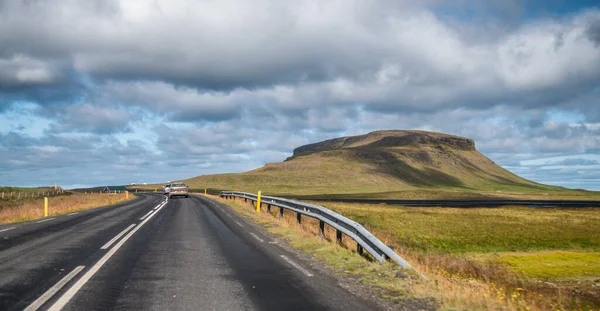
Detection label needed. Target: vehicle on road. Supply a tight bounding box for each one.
[163,184,171,195]
[168,182,188,198]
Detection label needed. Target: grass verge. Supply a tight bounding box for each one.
[0,192,135,223]
[211,194,600,311]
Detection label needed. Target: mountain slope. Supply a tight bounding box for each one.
[181,130,559,198]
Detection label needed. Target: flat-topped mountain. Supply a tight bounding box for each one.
[292,130,475,158]
[170,130,558,198]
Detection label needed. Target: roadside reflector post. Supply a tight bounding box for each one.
[126,191,129,199]
[319,220,325,238]
[44,197,48,217]
[296,212,301,224]
[336,229,343,244]
[279,207,284,220]
[256,191,261,212]
[204,188,207,195]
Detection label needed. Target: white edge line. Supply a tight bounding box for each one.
[280,255,313,277]
[24,266,85,311]
[100,224,136,250]
[48,201,166,311]
[35,218,55,224]
[249,232,264,243]
[0,226,16,233]
[67,212,79,216]
[234,221,244,228]
[225,213,232,218]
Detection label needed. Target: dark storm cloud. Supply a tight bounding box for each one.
[587,17,600,46]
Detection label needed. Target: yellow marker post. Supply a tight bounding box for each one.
[204,188,207,195]
[44,197,48,217]
[256,191,261,212]
[126,191,129,199]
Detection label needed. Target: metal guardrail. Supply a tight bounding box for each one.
[220,191,415,271]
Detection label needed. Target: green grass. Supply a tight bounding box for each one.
[499,252,600,280]
[320,203,600,254]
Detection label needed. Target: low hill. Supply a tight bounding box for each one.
[168,130,577,199]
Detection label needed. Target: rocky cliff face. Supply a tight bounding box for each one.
[292,130,475,158]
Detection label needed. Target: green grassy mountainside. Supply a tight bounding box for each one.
[162,130,594,199]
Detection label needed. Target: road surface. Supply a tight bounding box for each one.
[0,194,378,311]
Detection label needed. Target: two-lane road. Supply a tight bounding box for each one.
[0,194,378,310]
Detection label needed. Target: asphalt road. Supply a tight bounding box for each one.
[0,194,378,311]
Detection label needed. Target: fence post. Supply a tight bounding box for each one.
[44,197,49,217]
[256,191,261,212]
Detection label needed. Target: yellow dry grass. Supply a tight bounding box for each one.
[0,192,134,223]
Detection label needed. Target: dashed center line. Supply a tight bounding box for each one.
[139,210,154,221]
[35,218,55,224]
[100,224,136,250]
[48,201,167,311]
[0,227,16,233]
[249,232,264,243]
[280,255,313,277]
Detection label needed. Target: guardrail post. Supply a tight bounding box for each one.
[296,212,301,224]
[244,198,247,203]
[267,204,271,213]
[279,207,284,219]
[319,220,325,238]
[357,243,364,255]
[336,229,343,244]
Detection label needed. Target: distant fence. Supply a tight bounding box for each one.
[0,189,65,200]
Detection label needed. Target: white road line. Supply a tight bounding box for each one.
[280,255,313,277]
[35,218,55,224]
[249,232,264,243]
[100,224,136,250]
[139,210,154,221]
[0,227,16,233]
[225,213,232,218]
[24,266,85,311]
[67,212,79,216]
[48,201,167,311]
[234,221,244,228]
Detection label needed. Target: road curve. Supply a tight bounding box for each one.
[0,194,378,311]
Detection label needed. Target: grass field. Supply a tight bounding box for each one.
[214,194,600,310]
[0,192,134,223]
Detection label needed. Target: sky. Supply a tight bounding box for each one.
[1,0,599,190]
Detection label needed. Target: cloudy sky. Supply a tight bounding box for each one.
[1,0,599,190]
